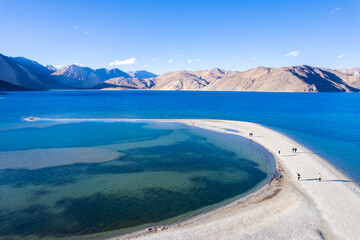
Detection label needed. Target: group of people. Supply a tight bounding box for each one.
[277,147,298,155]
[247,132,323,183]
[297,172,322,181]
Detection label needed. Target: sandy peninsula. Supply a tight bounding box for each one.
[109,119,360,240]
[24,118,360,239]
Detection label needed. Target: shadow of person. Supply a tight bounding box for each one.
[300,178,319,181]
[300,179,353,183]
[323,179,353,183]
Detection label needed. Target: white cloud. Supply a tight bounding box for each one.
[196,58,201,62]
[168,59,173,63]
[252,57,257,61]
[73,63,84,67]
[152,58,157,61]
[85,31,88,35]
[144,65,148,68]
[338,54,345,59]
[109,58,137,66]
[53,65,62,69]
[74,26,79,29]
[330,7,342,14]
[188,59,192,63]
[286,51,300,57]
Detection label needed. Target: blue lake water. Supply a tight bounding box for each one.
[0,90,360,238]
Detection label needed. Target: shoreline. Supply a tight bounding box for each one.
[24,118,360,239]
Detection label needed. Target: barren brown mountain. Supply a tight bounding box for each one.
[206,65,360,92]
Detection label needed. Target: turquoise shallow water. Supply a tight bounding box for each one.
[0,90,360,238]
[0,119,275,239]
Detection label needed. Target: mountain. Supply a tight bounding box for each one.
[127,70,158,79]
[93,77,155,90]
[96,68,130,80]
[51,65,131,88]
[0,54,55,90]
[151,68,238,90]
[46,65,57,72]
[206,65,359,92]
[51,65,102,88]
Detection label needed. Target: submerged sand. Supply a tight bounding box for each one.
[24,118,360,239]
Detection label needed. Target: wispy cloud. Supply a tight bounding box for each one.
[144,65,148,68]
[330,7,342,14]
[152,58,157,62]
[338,54,345,59]
[286,51,300,57]
[74,26,79,29]
[85,31,88,35]
[252,57,257,61]
[109,58,137,66]
[168,59,173,63]
[187,58,201,63]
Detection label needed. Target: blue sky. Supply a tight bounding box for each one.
[0,0,359,74]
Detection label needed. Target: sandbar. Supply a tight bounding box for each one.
[24,118,360,239]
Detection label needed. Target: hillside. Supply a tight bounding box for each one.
[336,67,360,89]
[0,54,54,90]
[93,77,155,90]
[0,79,31,91]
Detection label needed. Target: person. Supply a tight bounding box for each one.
[295,147,297,153]
[297,173,300,180]
[278,150,281,154]
[318,172,322,181]
[292,148,294,153]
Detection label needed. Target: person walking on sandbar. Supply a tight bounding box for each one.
[297,173,300,180]
[318,172,322,182]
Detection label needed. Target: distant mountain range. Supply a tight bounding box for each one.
[0,53,359,92]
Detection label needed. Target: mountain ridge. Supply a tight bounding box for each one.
[0,53,359,92]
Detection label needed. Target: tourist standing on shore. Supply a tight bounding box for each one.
[318,172,322,181]
[297,173,300,180]
[295,147,297,153]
